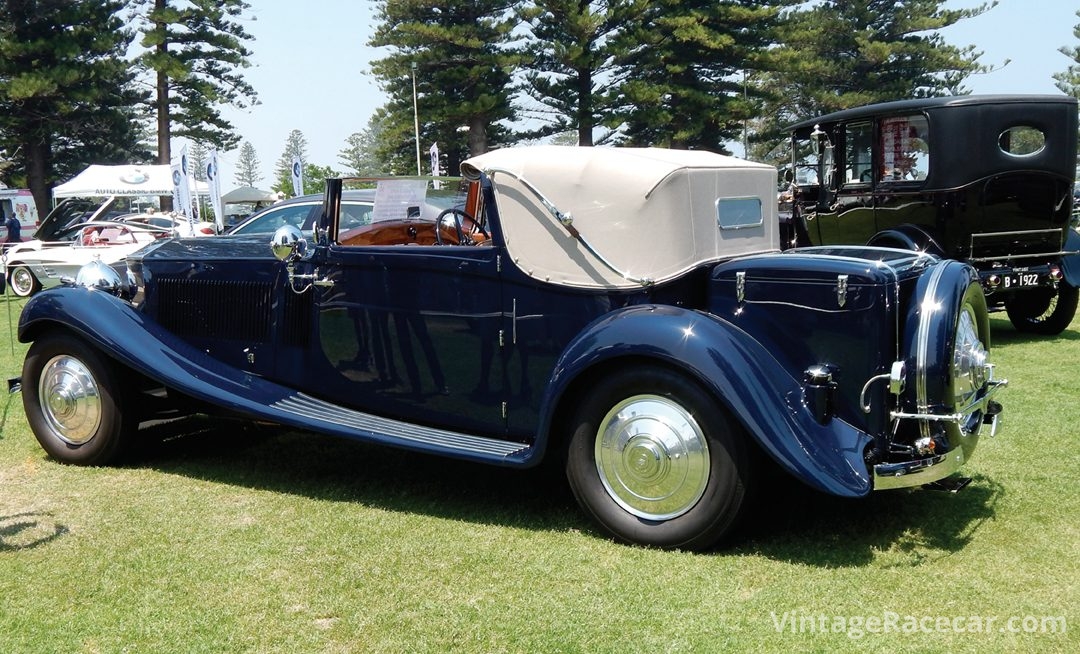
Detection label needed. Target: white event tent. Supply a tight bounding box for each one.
[52,164,208,199]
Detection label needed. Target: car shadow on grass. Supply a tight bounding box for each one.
[733,468,1004,567]
[125,415,1004,564]
[129,415,582,537]
[988,317,1080,346]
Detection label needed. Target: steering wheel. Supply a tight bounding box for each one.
[433,208,486,245]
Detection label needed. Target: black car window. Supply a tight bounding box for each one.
[844,121,874,185]
[879,115,929,183]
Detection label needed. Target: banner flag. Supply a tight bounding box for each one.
[207,150,224,232]
[291,156,304,197]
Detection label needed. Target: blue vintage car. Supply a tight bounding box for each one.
[16,146,1005,550]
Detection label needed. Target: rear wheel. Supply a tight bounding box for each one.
[8,264,41,297]
[1005,283,1078,335]
[22,331,134,465]
[565,365,754,551]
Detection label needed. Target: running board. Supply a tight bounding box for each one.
[271,392,531,461]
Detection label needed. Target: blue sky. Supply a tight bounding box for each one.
[212,0,1079,190]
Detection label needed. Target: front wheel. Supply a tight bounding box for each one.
[565,366,754,551]
[1005,283,1078,335]
[22,331,134,465]
[8,264,41,297]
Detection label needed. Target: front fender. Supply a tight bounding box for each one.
[19,288,293,415]
[538,304,874,497]
[19,287,535,466]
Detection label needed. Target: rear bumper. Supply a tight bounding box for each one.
[874,377,1005,491]
[873,448,966,490]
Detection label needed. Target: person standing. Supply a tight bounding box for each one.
[2,206,21,244]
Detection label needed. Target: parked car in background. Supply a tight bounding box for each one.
[15,147,1004,550]
[786,95,1080,335]
[119,212,217,237]
[3,220,167,296]
[226,190,377,236]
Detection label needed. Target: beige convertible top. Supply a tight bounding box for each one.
[461,146,779,289]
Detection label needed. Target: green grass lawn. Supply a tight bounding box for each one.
[0,294,1076,653]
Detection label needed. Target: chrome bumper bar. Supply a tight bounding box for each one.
[874,448,966,491]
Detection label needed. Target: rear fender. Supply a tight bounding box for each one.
[1061,228,1080,288]
[867,224,946,257]
[538,304,873,497]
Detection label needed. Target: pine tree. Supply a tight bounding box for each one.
[613,0,788,151]
[517,1,637,146]
[188,141,209,181]
[1054,11,1080,100]
[369,0,519,176]
[750,0,992,159]
[339,116,386,176]
[132,0,259,170]
[234,141,261,187]
[272,130,308,194]
[0,0,149,213]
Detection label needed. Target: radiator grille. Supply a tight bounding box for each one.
[157,277,273,341]
[281,287,312,346]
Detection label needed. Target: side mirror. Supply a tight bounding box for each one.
[271,224,307,262]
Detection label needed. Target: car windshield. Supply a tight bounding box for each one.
[229,189,378,236]
[229,201,318,235]
[338,179,466,224]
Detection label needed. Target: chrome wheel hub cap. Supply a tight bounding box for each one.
[12,268,33,294]
[595,395,710,521]
[38,355,102,445]
[953,307,991,434]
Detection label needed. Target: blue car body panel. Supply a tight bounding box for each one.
[543,304,874,496]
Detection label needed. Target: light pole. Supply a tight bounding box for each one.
[411,62,421,176]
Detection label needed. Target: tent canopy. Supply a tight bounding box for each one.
[53,164,207,198]
[221,186,276,203]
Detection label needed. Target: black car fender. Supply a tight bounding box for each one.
[866,223,946,257]
[1061,228,1080,288]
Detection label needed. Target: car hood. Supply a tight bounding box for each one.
[131,233,275,264]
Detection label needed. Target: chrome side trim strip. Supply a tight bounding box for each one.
[969,250,1080,263]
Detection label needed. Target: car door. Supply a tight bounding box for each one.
[816,120,878,246]
[301,204,508,437]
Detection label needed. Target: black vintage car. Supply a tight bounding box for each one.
[15,146,1005,550]
[787,95,1080,335]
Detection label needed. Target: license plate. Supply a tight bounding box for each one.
[1001,272,1041,289]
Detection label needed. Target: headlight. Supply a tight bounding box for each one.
[72,258,136,301]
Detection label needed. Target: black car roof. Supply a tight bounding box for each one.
[787,94,1077,132]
